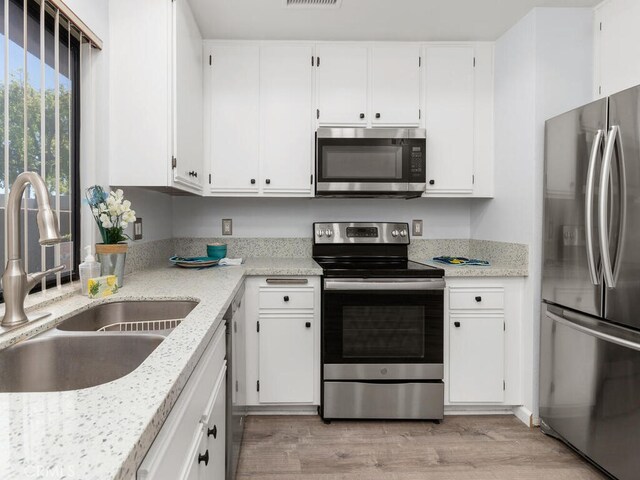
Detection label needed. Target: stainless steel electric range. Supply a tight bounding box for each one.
[313,222,445,421]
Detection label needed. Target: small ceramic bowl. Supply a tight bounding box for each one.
[207,243,227,260]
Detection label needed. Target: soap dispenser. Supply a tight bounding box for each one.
[79,245,101,296]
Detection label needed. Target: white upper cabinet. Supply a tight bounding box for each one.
[109,0,203,194]
[316,44,368,126]
[207,45,260,195]
[423,43,494,198]
[371,45,421,126]
[260,45,314,195]
[424,45,475,194]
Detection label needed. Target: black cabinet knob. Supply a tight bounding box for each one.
[198,450,209,466]
[250,178,256,184]
[266,179,271,185]
[475,296,482,302]
[429,180,435,185]
[194,171,198,178]
[305,322,311,328]
[359,113,365,119]
[454,321,461,328]
[283,296,290,302]
[208,425,217,438]
[375,113,381,119]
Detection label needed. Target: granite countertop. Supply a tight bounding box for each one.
[0,257,321,480]
[419,260,529,277]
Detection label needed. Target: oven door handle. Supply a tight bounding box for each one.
[324,278,445,291]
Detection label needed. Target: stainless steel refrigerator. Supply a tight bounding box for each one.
[541,85,640,480]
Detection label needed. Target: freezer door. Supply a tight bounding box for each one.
[604,86,640,330]
[540,303,640,480]
[542,99,607,316]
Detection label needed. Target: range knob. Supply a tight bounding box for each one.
[325,229,333,238]
[400,229,407,237]
[392,230,399,237]
[316,229,324,238]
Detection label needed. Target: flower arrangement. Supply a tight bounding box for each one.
[86,185,137,244]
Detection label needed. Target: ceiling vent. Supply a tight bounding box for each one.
[284,0,342,9]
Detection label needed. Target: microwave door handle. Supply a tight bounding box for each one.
[599,125,618,288]
[585,128,604,285]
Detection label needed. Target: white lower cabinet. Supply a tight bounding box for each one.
[138,322,227,480]
[445,278,523,406]
[245,276,321,406]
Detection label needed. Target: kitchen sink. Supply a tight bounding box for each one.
[0,334,164,393]
[56,300,199,332]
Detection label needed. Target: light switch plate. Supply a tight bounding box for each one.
[222,219,233,236]
[134,218,143,240]
[412,220,423,237]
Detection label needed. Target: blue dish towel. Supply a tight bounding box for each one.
[432,256,490,266]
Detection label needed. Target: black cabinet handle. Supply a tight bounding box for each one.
[283,296,290,302]
[266,179,271,185]
[375,113,381,119]
[305,322,311,328]
[198,450,209,466]
[454,321,461,328]
[250,178,256,185]
[207,425,217,438]
[475,296,482,302]
[429,180,435,185]
[359,113,365,119]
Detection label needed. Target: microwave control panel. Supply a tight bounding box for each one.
[409,145,425,182]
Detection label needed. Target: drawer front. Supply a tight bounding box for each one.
[181,428,209,480]
[259,288,314,310]
[202,365,226,479]
[450,289,504,310]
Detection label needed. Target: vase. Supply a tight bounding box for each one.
[95,243,128,288]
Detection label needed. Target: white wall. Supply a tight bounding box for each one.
[471,7,593,420]
[172,197,471,238]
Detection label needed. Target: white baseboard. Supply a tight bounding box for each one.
[247,405,318,416]
[513,405,539,427]
[444,405,516,416]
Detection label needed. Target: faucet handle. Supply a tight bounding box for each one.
[27,264,66,291]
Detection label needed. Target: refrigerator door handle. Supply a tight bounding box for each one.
[547,309,640,352]
[613,125,627,286]
[599,125,619,288]
[585,129,604,285]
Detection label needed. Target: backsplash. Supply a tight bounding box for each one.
[125,237,529,275]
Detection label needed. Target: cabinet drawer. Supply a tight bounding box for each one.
[202,365,226,479]
[450,289,504,310]
[259,289,314,310]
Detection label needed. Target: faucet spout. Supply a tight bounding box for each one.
[1,172,65,328]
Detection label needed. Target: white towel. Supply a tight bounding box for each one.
[218,257,243,266]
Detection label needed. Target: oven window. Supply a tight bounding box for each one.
[322,145,403,180]
[343,306,425,358]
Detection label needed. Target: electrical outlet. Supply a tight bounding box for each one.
[222,219,233,236]
[133,218,143,240]
[412,219,423,237]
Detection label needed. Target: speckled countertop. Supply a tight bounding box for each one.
[0,257,321,480]
[419,260,529,277]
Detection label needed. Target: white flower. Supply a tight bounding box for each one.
[121,221,128,229]
[91,207,99,216]
[100,213,113,229]
[114,189,124,201]
[122,200,131,210]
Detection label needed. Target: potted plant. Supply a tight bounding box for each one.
[86,186,136,287]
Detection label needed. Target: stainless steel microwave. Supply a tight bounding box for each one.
[315,128,426,199]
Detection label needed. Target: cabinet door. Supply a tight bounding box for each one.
[259,316,314,403]
[260,45,314,195]
[173,0,203,192]
[371,45,421,126]
[316,45,368,126]
[208,45,260,194]
[449,316,504,403]
[182,429,209,480]
[109,0,171,187]
[424,46,475,194]
[203,367,226,480]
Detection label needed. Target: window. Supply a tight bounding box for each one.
[0,0,80,297]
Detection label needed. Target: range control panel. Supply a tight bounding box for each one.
[314,222,410,245]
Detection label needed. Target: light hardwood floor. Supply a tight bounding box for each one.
[237,415,607,479]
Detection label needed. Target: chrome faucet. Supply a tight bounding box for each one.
[1,172,65,327]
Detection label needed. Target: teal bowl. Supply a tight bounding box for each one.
[207,244,227,260]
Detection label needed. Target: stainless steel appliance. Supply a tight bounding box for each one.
[315,128,426,198]
[313,222,445,420]
[225,285,246,480]
[541,85,640,480]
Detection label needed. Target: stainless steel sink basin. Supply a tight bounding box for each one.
[56,300,198,332]
[0,334,164,392]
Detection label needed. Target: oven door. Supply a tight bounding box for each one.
[322,278,444,381]
[315,128,426,196]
